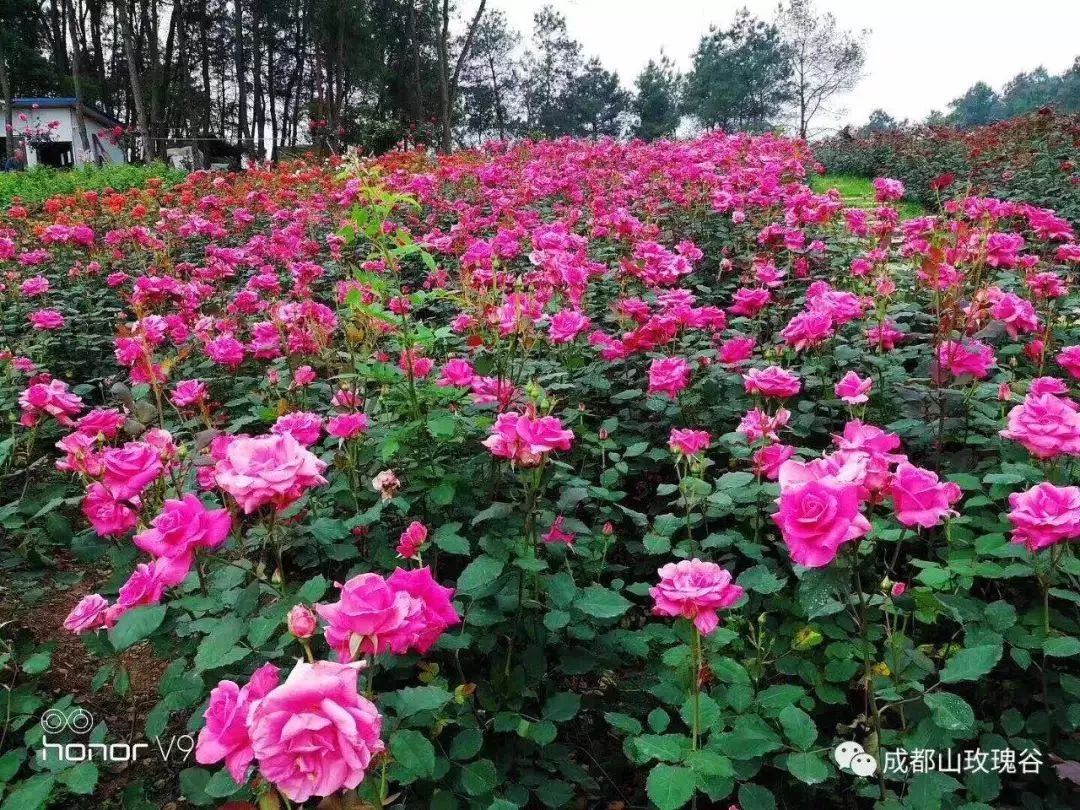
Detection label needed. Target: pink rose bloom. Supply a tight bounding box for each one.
[271,411,323,447]
[773,480,871,567]
[669,428,711,456]
[1057,346,1080,380]
[29,309,65,330]
[1030,377,1068,396]
[648,356,690,399]
[542,515,576,545]
[737,407,790,444]
[548,309,591,343]
[396,520,428,559]
[214,433,328,513]
[196,663,280,783]
[990,292,1039,338]
[56,431,103,476]
[649,559,745,635]
[483,411,574,466]
[1008,482,1080,552]
[1001,393,1080,459]
[753,443,795,480]
[890,463,962,528]
[890,582,907,598]
[102,441,163,499]
[287,605,317,638]
[437,358,476,388]
[76,408,126,439]
[316,572,417,659]
[293,365,317,386]
[63,594,109,634]
[743,366,801,398]
[717,335,755,365]
[873,177,905,201]
[248,660,383,803]
[82,482,139,537]
[20,275,50,296]
[117,561,170,608]
[327,413,369,439]
[867,320,904,351]
[835,371,872,405]
[727,287,771,318]
[206,335,245,368]
[938,340,994,379]
[332,389,363,409]
[781,311,833,351]
[171,379,208,407]
[133,494,231,561]
[371,469,400,501]
[386,567,460,653]
[19,379,83,427]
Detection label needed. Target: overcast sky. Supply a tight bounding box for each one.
[492,0,1080,133]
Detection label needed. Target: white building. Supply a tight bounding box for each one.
[5,97,126,168]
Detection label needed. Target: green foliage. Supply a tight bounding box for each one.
[0,163,185,206]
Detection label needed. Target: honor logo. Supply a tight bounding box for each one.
[40,708,195,764]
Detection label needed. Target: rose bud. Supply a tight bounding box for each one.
[287,605,316,639]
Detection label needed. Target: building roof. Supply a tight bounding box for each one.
[9,97,122,129]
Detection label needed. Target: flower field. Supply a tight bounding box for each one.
[2,132,1080,810]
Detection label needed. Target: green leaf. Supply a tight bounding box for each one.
[395,685,453,717]
[178,768,213,806]
[434,522,469,555]
[193,619,248,672]
[925,692,975,734]
[108,605,166,651]
[633,734,690,763]
[543,692,581,722]
[686,750,733,778]
[461,758,498,796]
[604,712,643,735]
[1045,636,1080,657]
[203,768,242,798]
[646,764,695,810]
[907,772,963,810]
[778,705,817,750]
[391,729,436,780]
[940,644,1002,683]
[449,728,483,761]
[58,762,98,795]
[457,555,504,596]
[575,585,631,618]
[738,783,776,810]
[737,565,786,595]
[787,752,829,785]
[0,774,55,810]
[21,651,52,675]
[296,575,329,602]
[427,411,456,439]
[717,715,782,759]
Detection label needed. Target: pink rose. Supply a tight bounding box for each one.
[287,605,317,639]
[327,413,369,439]
[196,663,280,783]
[542,515,576,545]
[890,463,962,528]
[834,371,872,405]
[19,379,82,427]
[1007,482,1080,552]
[371,469,400,501]
[937,340,994,379]
[249,660,383,803]
[781,311,833,351]
[206,335,245,368]
[63,594,109,634]
[293,365,317,386]
[171,379,208,407]
[29,309,65,330]
[396,520,428,559]
[717,336,755,365]
[76,408,126,439]
[1056,346,1080,380]
[649,559,744,635]
[548,310,591,343]
[271,411,323,447]
[648,356,690,399]
[753,443,795,480]
[82,482,139,537]
[737,407,790,444]
[133,494,231,561]
[437,358,476,388]
[316,572,416,659]
[669,428,711,456]
[1001,393,1080,459]
[743,366,801,399]
[773,480,871,567]
[101,441,163,499]
[117,561,170,608]
[214,433,328,513]
[483,410,574,466]
[1029,377,1068,396]
[890,582,907,598]
[872,177,905,201]
[386,567,459,653]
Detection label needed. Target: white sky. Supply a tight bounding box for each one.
[492,0,1080,133]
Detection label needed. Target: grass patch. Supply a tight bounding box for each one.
[811,173,926,219]
[0,162,186,206]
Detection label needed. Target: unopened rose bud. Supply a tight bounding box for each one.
[997,382,1011,401]
[598,428,609,441]
[287,605,316,638]
[890,583,907,598]
[602,521,614,536]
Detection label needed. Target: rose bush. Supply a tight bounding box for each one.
[1,133,1080,810]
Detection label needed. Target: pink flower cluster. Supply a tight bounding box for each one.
[483,409,574,466]
[649,559,744,634]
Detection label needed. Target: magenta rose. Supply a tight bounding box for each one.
[386,567,460,653]
[743,366,801,398]
[101,441,163,500]
[316,572,417,659]
[196,663,280,783]
[271,411,323,447]
[214,433,328,513]
[248,660,383,803]
[82,482,139,537]
[1007,482,1080,552]
[772,479,871,567]
[648,356,691,399]
[890,463,962,528]
[649,559,744,635]
[1001,393,1080,459]
[287,605,317,639]
[133,494,231,561]
[63,594,109,634]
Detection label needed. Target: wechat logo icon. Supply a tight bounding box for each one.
[833,741,878,777]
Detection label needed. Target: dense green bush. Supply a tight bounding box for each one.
[0,163,185,206]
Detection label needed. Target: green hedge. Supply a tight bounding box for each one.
[0,162,186,206]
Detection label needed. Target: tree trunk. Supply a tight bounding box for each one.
[252,0,264,158]
[117,0,151,161]
[234,0,248,149]
[0,57,14,163]
[488,55,505,140]
[199,0,211,134]
[439,0,487,153]
[64,0,96,164]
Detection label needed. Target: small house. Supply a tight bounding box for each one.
[5,98,126,168]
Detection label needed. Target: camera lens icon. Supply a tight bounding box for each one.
[40,707,94,735]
